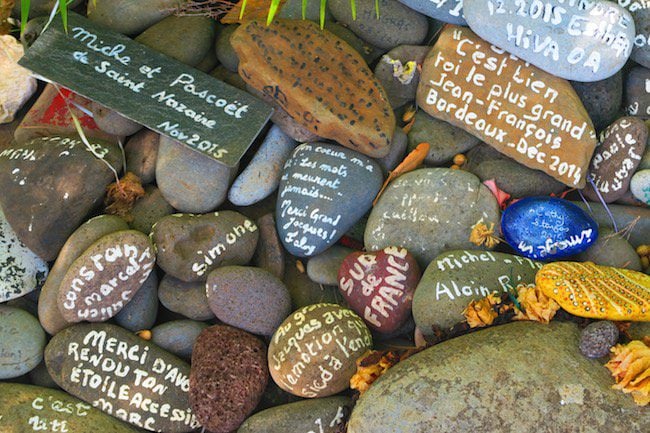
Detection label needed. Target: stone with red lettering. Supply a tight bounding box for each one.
[45,323,199,432]
[464,0,635,81]
[338,247,420,334]
[625,66,650,119]
[151,211,259,282]
[416,26,598,187]
[189,325,268,433]
[268,303,373,398]
[583,117,648,202]
[57,230,155,323]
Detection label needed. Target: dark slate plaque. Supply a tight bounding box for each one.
[19,13,272,167]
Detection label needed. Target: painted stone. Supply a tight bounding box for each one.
[189,325,268,433]
[619,0,650,68]
[416,26,598,187]
[0,306,46,379]
[238,396,351,433]
[0,35,37,124]
[206,266,291,336]
[39,215,129,336]
[45,323,199,432]
[151,211,258,282]
[501,197,598,260]
[328,0,429,49]
[630,168,650,204]
[268,303,372,398]
[231,19,395,158]
[583,117,648,202]
[276,143,382,257]
[57,230,155,323]
[157,275,215,321]
[396,0,466,24]
[229,125,298,206]
[365,169,500,267]
[537,262,650,321]
[347,322,650,433]
[413,250,542,334]
[338,247,420,334]
[0,135,122,261]
[625,66,650,119]
[151,320,208,360]
[0,383,140,433]
[0,206,48,303]
[464,0,635,81]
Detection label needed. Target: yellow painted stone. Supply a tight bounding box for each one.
[536,262,650,321]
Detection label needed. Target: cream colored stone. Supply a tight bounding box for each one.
[0,35,37,124]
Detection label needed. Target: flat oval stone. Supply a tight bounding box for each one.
[619,0,650,68]
[268,303,372,398]
[129,186,175,235]
[416,26,598,187]
[574,229,642,271]
[464,0,635,81]
[365,168,500,267]
[151,320,208,360]
[347,321,650,433]
[308,245,354,286]
[124,129,159,185]
[0,135,122,261]
[0,382,140,433]
[0,206,48,302]
[630,168,650,204]
[338,247,420,334]
[571,71,624,132]
[277,143,383,257]
[537,262,650,321]
[571,200,649,248]
[625,66,650,119]
[412,250,542,334]
[252,213,285,279]
[501,197,598,260]
[87,0,177,35]
[152,211,259,282]
[238,396,351,433]
[45,323,199,432]
[374,45,429,109]
[231,19,395,158]
[396,0,465,24]
[583,116,648,202]
[57,230,155,323]
[329,0,429,49]
[39,215,129,336]
[113,271,158,332]
[0,306,45,379]
[206,266,291,336]
[158,274,216,321]
[190,325,268,433]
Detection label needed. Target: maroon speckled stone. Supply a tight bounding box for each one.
[189,325,268,433]
[338,247,420,334]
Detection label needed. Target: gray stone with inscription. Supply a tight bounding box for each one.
[238,396,351,433]
[619,0,650,68]
[0,306,46,379]
[396,0,466,24]
[625,66,650,119]
[347,322,650,433]
[276,143,383,258]
[365,168,500,267]
[412,250,541,333]
[464,0,636,81]
[45,323,199,433]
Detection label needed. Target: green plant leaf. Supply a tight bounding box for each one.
[350,0,356,20]
[375,0,379,19]
[59,0,67,33]
[267,0,282,25]
[239,0,248,20]
[20,0,30,36]
[320,0,326,29]
[302,0,307,20]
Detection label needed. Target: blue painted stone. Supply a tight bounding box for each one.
[396,0,466,25]
[501,197,598,261]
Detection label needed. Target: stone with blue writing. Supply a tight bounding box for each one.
[501,197,599,260]
[0,382,141,433]
[463,0,635,82]
[276,143,382,258]
[396,0,466,25]
[229,125,298,206]
[412,250,542,334]
[45,323,199,432]
[625,66,650,119]
[630,169,650,204]
[151,211,259,282]
[619,0,650,68]
[0,306,46,379]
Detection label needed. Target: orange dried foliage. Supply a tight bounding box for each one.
[105,172,145,222]
[463,293,501,328]
[606,340,650,406]
[514,284,560,324]
[0,0,13,35]
[469,219,500,249]
[373,142,429,206]
[350,348,422,395]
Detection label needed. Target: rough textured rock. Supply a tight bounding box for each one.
[579,321,620,359]
[347,322,650,433]
[571,72,624,132]
[0,306,45,379]
[0,35,37,124]
[190,325,268,433]
[232,19,395,158]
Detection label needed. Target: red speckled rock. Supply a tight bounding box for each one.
[338,247,420,333]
